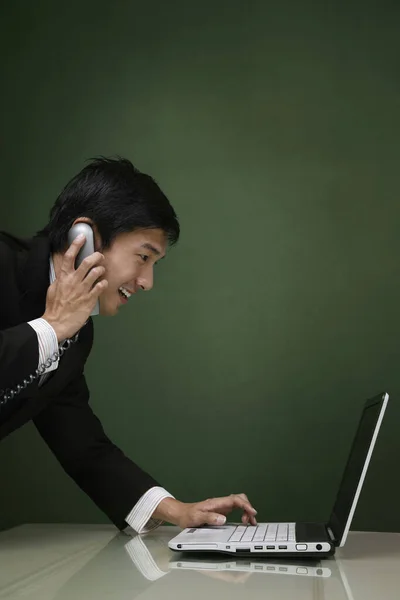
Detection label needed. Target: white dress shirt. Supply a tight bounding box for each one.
[27,255,174,533]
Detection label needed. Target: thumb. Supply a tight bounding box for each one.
[200,512,227,526]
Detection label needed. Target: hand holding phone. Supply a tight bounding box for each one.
[42,224,108,341]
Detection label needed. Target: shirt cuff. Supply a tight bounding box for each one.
[28,318,59,374]
[125,487,175,534]
[124,536,168,581]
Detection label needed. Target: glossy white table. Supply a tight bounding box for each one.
[0,524,399,599]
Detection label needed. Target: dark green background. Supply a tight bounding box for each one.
[0,0,399,532]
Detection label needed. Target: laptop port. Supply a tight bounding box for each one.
[239,548,251,552]
[266,546,275,550]
[278,545,288,550]
[279,567,288,572]
[254,546,263,550]
[255,564,263,570]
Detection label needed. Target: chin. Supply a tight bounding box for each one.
[99,299,118,316]
[99,305,118,317]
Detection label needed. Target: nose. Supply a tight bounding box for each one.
[137,265,154,291]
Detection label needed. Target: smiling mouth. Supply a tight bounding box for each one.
[118,286,133,300]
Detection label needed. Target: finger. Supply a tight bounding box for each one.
[199,512,227,526]
[90,278,108,299]
[232,494,257,515]
[234,493,249,502]
[76,252,105,280]
[83,265,106,290]
[248,513,257,526]
[207,495,257,516]
[242,511,257,526]
[236,493,255,522]
[63,234,87,271]
[231,493,255,511]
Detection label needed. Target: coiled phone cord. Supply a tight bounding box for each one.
[0,332,79,409]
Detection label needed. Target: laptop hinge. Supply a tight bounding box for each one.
[327,526,336,543]
[327,513,341,546]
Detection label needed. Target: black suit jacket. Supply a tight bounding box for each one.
[0,231,160,529]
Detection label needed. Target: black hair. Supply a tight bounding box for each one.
[37,156,180,252]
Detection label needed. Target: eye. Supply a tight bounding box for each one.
[139,254,149,263]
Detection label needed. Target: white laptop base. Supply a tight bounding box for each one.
[169,393,389,559]
[169,522,333,558]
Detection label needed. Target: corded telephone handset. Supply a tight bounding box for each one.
[0,223,98,410]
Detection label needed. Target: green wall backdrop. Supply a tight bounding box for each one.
[0,0,399,532]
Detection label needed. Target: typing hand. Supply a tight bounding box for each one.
[155,494,257,528]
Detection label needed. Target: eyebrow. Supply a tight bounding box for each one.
[141,242,163,257]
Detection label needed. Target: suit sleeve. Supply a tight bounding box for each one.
[0,323,39,393]
[33,372,161,530]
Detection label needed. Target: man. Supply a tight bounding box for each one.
[0,157,257,533]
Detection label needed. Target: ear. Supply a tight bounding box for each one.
[71,217,102,251]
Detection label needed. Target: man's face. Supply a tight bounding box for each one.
[98,228,167,316]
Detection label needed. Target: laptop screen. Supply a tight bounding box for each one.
[328,393,388,547]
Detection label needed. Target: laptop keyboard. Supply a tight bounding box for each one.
[228,523,296,543]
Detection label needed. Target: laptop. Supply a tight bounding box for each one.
[169,392,389,559]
